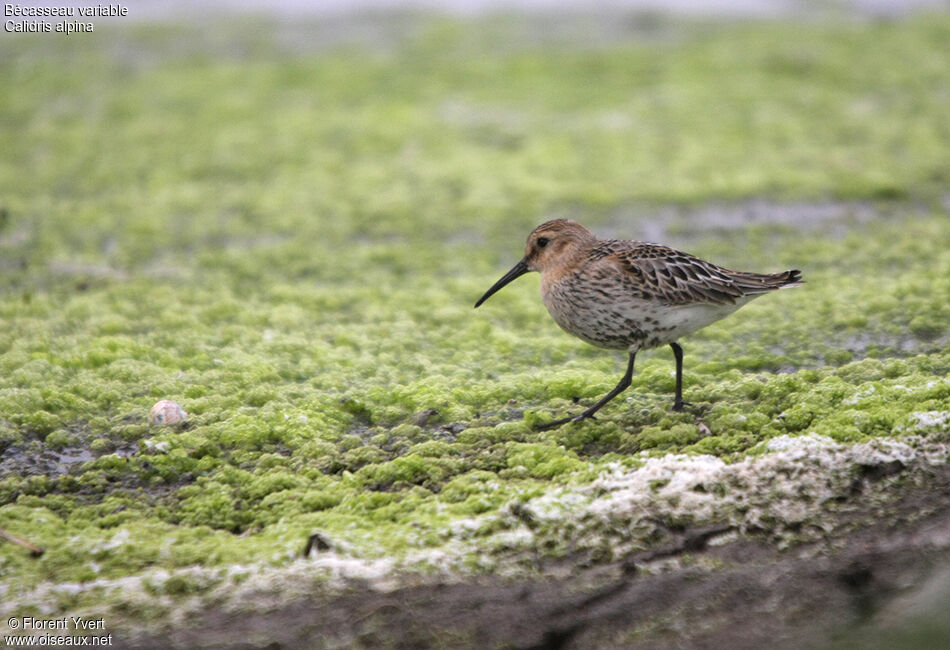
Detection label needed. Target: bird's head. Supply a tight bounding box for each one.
[475,219,596,308]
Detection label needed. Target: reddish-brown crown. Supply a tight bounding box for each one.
[523,219,597,275]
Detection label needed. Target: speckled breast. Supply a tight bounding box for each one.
[541,274,652,350]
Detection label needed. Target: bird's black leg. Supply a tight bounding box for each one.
[536,351,637,430]
[670,342,689,411]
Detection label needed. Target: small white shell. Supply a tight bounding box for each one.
[149,400,187,426]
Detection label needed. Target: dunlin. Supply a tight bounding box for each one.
[475,219,802,430]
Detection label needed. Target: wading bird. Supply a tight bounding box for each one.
[475,219,802,430]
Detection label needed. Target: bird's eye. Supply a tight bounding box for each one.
[537,237,549,248]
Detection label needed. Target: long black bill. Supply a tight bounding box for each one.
[474,258,530,308]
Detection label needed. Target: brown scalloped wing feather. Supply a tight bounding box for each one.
[595,241,801,306]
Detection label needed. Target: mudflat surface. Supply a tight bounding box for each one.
[130,465,950,649]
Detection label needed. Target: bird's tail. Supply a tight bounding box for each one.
[731,269,804,294]
[774,269,804,288]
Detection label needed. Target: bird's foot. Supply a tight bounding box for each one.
[535,412,596,431]
[672,400,693,413]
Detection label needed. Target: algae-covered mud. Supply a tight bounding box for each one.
[2,9,950,647]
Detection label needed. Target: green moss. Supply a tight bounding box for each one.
[505,442,585,479]
[640,423,702,450]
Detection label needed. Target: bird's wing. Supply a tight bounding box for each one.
[600,242,747,305]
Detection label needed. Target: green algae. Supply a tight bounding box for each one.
[1,11,950,624]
